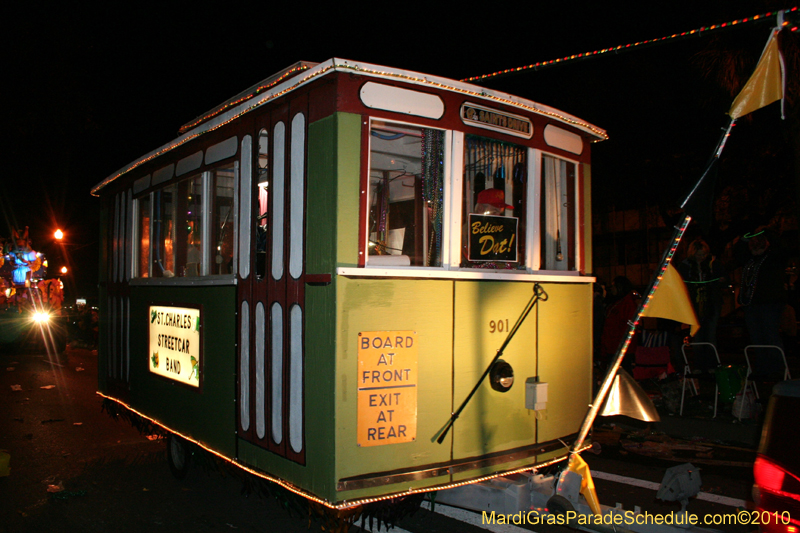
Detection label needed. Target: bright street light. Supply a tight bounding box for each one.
[54,229,64,240]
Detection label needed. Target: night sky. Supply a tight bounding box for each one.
[1,1,794,300]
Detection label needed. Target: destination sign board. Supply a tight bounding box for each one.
[461,103,533,139]
[148,305,201,387]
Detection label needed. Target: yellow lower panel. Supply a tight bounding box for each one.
[335,278,454,483]
[452,281,542,459]
[536,283,593,442]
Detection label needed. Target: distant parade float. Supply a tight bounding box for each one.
[92,58,605,526]
[0,226,66,352]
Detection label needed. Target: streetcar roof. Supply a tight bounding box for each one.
[92,58,607,196]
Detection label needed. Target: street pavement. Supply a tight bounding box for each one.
[0,343,771,533]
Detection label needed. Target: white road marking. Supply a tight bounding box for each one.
[358,522,414,533]
[591,470,748,508]
[365,470,748,533]
[422,501,532,533]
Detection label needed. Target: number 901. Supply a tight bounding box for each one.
[489,319,510,333]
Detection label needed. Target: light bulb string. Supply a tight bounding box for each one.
[462,7,798,84]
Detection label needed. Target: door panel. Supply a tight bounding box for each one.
[237,96,308,465]
[451,281,539,459]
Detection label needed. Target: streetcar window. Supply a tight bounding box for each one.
[368,121,445,267]
[135,168,237,279]
[256,128,268,279]
[213,164,236,275]
[136,194,151,277]
[152,184,177,277]
[183,174,204,277]
[148,174,205,278]
[541,154,576,271]
[461,136,527,269]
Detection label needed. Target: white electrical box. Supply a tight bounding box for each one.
[525,379,548,410]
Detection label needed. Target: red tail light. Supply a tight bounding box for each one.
[755,457,800,500]
[754,456,800,532]
[756,457,790,493]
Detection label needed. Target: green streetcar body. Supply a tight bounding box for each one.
[94,59,605,506]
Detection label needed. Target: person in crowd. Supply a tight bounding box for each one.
[679,238,723,372]
[592,280,606,364]
[600,276,638,371]
[732,227,789,378]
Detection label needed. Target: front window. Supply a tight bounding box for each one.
[461,136,527,269]
[541,154,576,271]
[357,120,584,277]
[367,121,445,267]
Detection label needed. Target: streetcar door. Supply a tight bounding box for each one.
[238,99,307,465]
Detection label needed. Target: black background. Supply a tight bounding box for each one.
[2,0,794,299]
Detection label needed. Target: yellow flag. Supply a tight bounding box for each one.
[568,454,602,515]
[728,31,784,119]
[641,263,699,336]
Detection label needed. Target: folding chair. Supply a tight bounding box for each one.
[743,345,792,401]
[679,342,721,417]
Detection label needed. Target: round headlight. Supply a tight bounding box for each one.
[489,359,514,392]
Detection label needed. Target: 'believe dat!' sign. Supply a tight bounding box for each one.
[467,214,518,262]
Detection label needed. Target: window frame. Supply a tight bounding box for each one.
[130,161,239,285]
[350,122,586,282]
[459,133,530,270]
[364,118,453,269]
[531,150,581,274]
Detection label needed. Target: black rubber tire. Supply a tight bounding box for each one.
[546,494,576,517]
[166,434,192,480]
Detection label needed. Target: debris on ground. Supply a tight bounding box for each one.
[51,490,87,500]
[40,385,55,390]
[46,481,64,493]
[593,426,756,467]
[0,451,10,477]
[10,384,22,391]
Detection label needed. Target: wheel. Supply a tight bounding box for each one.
[167,434,192,480]
[546,494,575,517]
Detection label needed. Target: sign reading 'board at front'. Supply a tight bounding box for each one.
[357,331,417,446]
[149,305,201,387]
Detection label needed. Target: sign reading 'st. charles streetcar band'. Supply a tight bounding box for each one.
[461,103,533,139]
[149,306,201,387]
[357,331,417,447]
[468,214,519,262]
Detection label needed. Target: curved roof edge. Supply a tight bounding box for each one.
[92,58,607,196]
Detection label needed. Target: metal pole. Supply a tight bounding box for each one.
[569,114,737,456]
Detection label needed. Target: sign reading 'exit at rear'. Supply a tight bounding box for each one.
[357,331,417,446]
